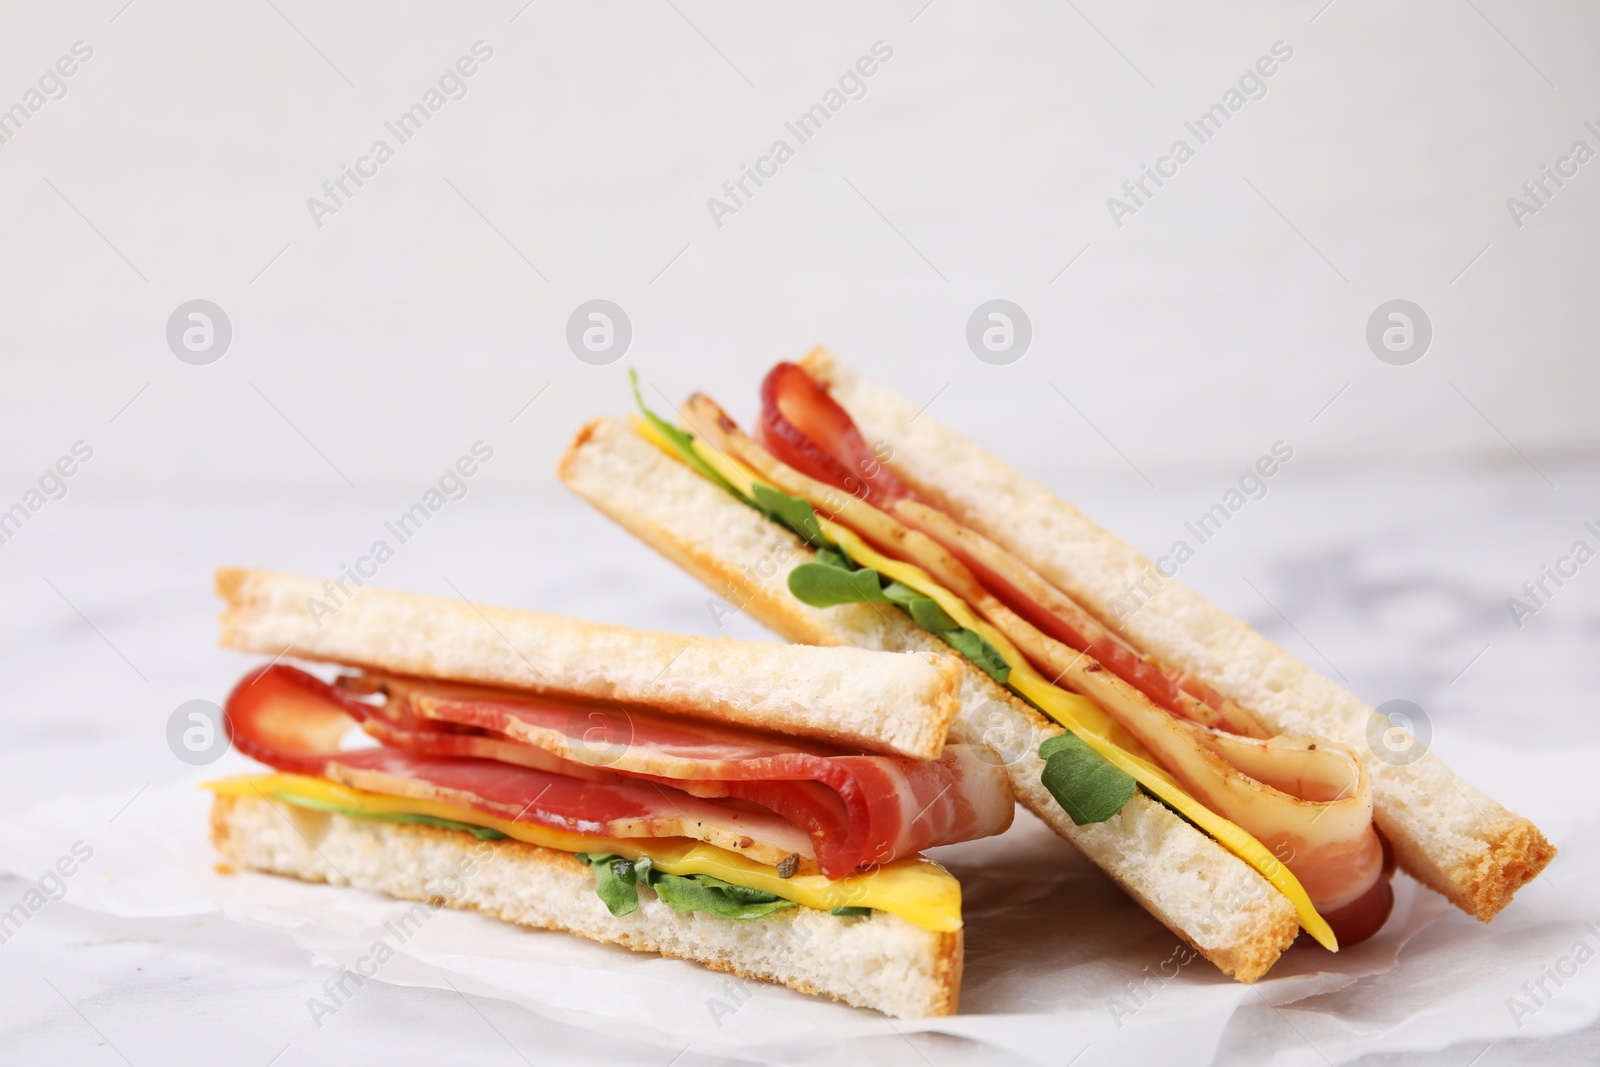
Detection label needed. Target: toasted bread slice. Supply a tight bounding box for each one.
[215,567,961,760]
[560,415,1300,981]
[799,348,1555,921]
[212,793,960,1017]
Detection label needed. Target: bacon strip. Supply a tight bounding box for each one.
[225,664,1012,878]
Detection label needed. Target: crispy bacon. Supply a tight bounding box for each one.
[225,664,1012,878]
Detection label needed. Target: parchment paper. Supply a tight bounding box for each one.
[4,738,1596,1066]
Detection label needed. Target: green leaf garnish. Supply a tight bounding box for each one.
[750,483,830,548]
[935,627,1011,684]
[1038,732,1137,825]
[788,557,1010,684]
[628,369,737,494]
[906,596,960,633]
[788,561,894,606]
[628,371,833,550]
[813,545,858,571]
[648,870,796,919]
[574,853,799,920]
[272,790,508,839]
[575,853,643,916]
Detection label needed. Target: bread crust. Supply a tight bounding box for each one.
[211,793,961,1017]
[560,415,1301,981]
[799,348,1556,922]
[215,566,959,760]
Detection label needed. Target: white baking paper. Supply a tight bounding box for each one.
[3,737,1596,1066]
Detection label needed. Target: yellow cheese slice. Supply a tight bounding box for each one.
[205,773,962,933]
[656,429,1337,950]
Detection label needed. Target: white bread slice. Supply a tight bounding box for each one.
[560,416,1300,981]
[215,568,960,760]
[800,348,1555,922]
[211,793,959,1017]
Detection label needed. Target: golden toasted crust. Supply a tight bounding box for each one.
[215,565,960,760]
[800,348,1555,922]
[559,415,1302,981]
[211,793,961,1017]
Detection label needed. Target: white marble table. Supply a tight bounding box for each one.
[2,468,1596,1065]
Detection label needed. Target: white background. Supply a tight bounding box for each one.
[2,2,1597,1065]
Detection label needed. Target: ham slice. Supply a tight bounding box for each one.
[225,664,1012,878]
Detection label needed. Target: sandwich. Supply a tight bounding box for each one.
[558,351,1555,982]
[205,567,1016,1017]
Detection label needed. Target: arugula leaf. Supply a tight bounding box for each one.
[648,870,797,919]
[906,596,960,633]
[830,906,873,917]
[813,545,858,572]
[628,370,737,494]
[750,484,831,548]
[788,561,1011,684]
[357,812,508,840]
[627,371,833,551]
[1038,732,1137,825]
[573,853,798,920]
[273,790,508,840]
[789,562,894,606]
[576,853,643,916]
[936,627,1011,684]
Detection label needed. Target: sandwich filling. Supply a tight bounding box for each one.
[210,661,1011,931]
[624,362,1396,949]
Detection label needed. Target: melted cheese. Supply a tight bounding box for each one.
[205,774,962,933]
[654,428,1337,950]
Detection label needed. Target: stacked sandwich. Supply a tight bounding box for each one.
[207,568,1015,1017]
[559,351,1555,981]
